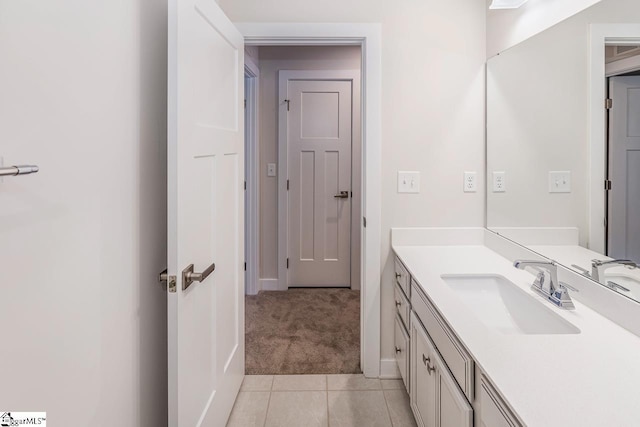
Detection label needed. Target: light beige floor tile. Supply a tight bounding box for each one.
[327,374,381,390]
[226,391,270,427]
[384,390,417,427]
[381,379,405,390]
[241,375,274,391]
[265,391,328,427]
[328,390,392,427]
[272,374,327,391]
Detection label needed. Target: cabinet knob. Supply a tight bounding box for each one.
[395,346,402,354]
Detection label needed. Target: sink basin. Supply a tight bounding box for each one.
[441,274,580,335]
[604,272,640,300]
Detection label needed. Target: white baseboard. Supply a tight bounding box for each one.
[379,358,401,379]
[259,278,280,292]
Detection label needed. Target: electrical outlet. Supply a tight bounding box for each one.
[548,171,571,193]
[267,163,277,177]
[492,171,506,192]
[463,171,477,193]
[398,171,420,193]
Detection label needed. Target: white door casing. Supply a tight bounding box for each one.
[608,76,640,262]
[168,0,244,426]
[285,78,353,287]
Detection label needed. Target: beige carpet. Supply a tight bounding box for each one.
[245,288,361,375]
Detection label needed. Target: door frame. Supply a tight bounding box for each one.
[278,69,361,291]
[245,55,260,296]
[238,23,382,378]
[589,24,640,253]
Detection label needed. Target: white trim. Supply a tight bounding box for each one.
[244,63,260,296]
[379,358,401,380]
[589,24,640,254]
[239,23,382,378]
[258,279,279,292]
[606,54,640,77]
[277,69,361,292]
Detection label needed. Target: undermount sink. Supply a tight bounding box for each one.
[440,274,580,335]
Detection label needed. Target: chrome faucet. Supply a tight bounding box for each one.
[513,260,576,310]
[591,259,637,282]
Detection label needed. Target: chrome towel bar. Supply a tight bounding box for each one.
[0,165,39,177]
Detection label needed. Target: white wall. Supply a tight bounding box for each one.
[0,1,168,425]
[486,0,602,57]
[486,0,640,248]
[220,0,486,366]
[254,46,362,284]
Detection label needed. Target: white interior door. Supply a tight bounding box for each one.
[608,76,640,262]
[285,79,352,287]
[167,1,244,426]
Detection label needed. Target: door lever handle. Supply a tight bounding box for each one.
[334,191,349,199]
[182,262,216,291]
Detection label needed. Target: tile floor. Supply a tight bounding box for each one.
[227,374,418,427]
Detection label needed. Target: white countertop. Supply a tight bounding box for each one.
[393,244,640,427]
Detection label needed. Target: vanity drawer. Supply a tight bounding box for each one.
[394,284,410,329]
[411,279,474,401]
[479,375,522,427]
[394,314,410,393]
[394,257,410,297]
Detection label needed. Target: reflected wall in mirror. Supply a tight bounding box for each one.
[486,0,640,303]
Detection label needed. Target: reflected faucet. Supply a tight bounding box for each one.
[591,259,637,283]
[514,260,576,310]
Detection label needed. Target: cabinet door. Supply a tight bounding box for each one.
[395,315,410,392]
[411,314,437,427]
[433,350,472,427]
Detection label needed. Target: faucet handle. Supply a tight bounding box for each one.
[559,281,579,292]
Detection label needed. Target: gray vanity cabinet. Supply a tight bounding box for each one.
[394,258,412,393]
[411,312,472,427]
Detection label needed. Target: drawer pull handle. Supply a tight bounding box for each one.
[395,300,402,307]
[395,272,402,279]
[426,363,435,375]
[422,354,430,365]
[395,346,402,354]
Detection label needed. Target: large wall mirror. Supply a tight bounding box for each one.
[486,0,640,303]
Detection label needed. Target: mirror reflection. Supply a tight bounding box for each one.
[486,0,640,303]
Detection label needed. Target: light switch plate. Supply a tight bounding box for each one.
[549,171,571,193]
[398,171,420,193]
[267,163,277,177]
[463,171,477,193]
[492,171,506,192]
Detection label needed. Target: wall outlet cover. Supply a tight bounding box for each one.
[492,171,506,192]
[267,163,277,177]
[398,171,420,193]
[463,171,477,193]
[548,171,571,193]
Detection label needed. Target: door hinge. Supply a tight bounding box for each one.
[605,179,612,190]
[606,98,613,109]
[244,262,247,271]
[287,179,289,191]
[244,180,247,191]
[284,99,290,111]
[286,258,289,269]
[159,269,177,293]
[363,217,367,228]
[604,217,608,228]
[244,99,247,109]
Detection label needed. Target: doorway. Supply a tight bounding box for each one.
[605,49,640,262]
[243,45,363,375]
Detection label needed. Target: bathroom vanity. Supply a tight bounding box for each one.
[391,228,640,427]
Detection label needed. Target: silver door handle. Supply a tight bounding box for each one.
[0,165,39,177]
[182,262,216,290]
[334,191,349,199]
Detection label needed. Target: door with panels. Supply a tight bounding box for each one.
[166,0,245,425]
[283,76,353,287]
